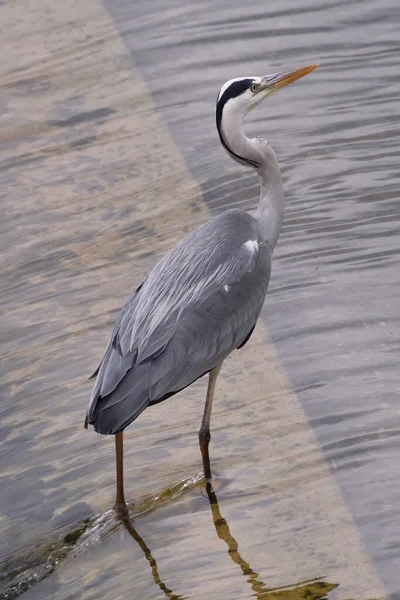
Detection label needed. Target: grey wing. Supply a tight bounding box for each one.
[148,241,271,403]
[85,210,271,434]
[88,281,145,380]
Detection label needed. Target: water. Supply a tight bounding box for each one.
[0,0,399,597]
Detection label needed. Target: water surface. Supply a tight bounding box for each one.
[0,0,399,597]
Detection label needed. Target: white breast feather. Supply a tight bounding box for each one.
[243,240,258,253]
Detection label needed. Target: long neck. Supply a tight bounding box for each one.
[254,146,284,250]
[218,103,285,250]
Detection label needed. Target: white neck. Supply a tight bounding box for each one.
[219,100,285,250]
[253,144,284,250]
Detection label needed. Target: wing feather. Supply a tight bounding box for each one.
[86,210,270,434]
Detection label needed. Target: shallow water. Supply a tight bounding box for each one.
[0,0,399,598]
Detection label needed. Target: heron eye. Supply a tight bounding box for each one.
[251,83,258,93]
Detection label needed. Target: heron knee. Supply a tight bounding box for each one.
[199,428,211,443]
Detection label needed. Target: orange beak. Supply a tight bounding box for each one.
[260,64,319,92]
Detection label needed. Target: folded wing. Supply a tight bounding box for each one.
[85,209,271,434]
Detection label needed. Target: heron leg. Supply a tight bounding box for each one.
[114,431,127,515]
[199,364,222,481]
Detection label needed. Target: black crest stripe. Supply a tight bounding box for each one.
[216,79,260,169]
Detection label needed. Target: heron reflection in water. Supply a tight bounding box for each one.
[121,474,337,600]
[0,470,340,599]
[85,64,318,511]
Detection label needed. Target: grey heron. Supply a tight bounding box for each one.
[85,64,318,512]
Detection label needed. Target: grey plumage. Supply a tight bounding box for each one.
[86,209,271,434]
[85,65,318,446]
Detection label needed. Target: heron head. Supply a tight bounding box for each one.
[216,65,318,169]
[217,65,318,116]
